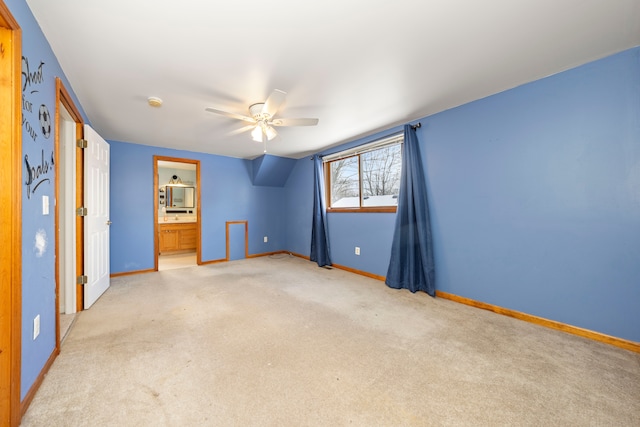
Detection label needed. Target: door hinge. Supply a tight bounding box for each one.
[76,207,88,216]
[77,275,88,285]
[77,139,88,149]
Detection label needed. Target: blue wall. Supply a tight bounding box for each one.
[7,0,88,400]
[109,141,286,273]
[283,157,314,255]
[426,48,640,342]
[285,47,640,342]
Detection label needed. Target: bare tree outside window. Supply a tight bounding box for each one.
[330,157,359,207]
[328,141,402,209]
[361,145,401,206]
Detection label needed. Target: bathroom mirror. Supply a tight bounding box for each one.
[157,160,198,213]
[165,186,195,208]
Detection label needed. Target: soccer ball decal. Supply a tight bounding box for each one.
[39,104,51,139]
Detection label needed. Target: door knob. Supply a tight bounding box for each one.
[106,220,112,225]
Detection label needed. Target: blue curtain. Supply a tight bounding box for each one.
[386,124,436,296]
[310,156,332,267]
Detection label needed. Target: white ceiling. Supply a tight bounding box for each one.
[26,0,640,159]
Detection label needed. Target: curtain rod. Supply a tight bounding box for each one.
[311,123,421,160]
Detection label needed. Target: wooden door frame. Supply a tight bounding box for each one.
[0,2,22,425]
[153,156,201,270]
[54,77,84,347]
[225,221,249,260]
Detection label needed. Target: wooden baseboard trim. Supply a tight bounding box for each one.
[109,252,288,274]
[149,251,288,268]
[330,263,386,281]
[110,268,155,278]
[436,291,640,354]
[247,250,288,259]
[288,252,386,280]
[287,253,639,353]
[20,347,58,416]
[288,252,309,261]
[200,257,226,265]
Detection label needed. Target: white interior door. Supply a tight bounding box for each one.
[84,124,110,308]
[59,103,76,314]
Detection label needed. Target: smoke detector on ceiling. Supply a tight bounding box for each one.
[147,96,163,107]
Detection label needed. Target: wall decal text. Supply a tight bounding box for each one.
[24,149,54,199]
[22,56,45,93]
[21,56,48,142]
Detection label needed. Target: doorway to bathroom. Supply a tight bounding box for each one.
[154,156,201,271]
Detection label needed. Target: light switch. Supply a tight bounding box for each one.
[42,196,49,215]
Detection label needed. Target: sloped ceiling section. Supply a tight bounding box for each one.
[250,155,297,187]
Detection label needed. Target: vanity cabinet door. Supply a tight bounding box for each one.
[179,225,197,250]
[159,227,179,253]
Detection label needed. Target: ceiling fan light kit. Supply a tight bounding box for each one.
[205,89,319,147]
[264,125,277,141]
[251,125,264,142]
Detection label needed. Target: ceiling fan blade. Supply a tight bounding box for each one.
[271,117,319,127]
[227,124,256,136]
[205,107,256,123]
[262,89,287,117]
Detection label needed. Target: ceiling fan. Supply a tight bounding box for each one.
[205,89,319,143]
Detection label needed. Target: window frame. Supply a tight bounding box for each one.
[324,133,403,213]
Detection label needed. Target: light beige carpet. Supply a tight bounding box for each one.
[22,255,640,426]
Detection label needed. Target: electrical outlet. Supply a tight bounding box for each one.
[264,236,268,243]
[355,247,360,255]
[33,314,40,340]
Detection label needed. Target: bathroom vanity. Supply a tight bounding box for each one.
[158,222,197,254]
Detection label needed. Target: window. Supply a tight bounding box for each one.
[324,133,403,212]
